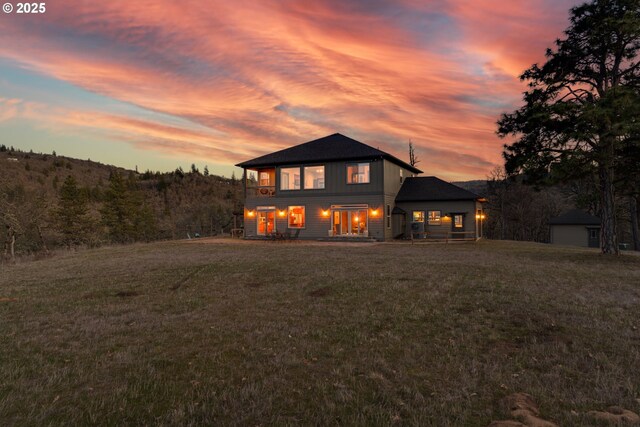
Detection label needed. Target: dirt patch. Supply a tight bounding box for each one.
[245,282,264,288]
[114,291,140,298]
[490,393,558,427]
[308,287,332,297]
[0,297,17,302]
[588,407,640,424]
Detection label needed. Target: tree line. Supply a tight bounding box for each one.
[1,153,242,262]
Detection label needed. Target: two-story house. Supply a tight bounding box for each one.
[236,133,485,241]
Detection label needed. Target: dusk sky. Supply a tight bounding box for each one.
[0,0,582,180]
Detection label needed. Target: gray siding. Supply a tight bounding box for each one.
[382,160,416,240]
[550,225,590,247]
[245,194,386,240]
[395,200,480,238]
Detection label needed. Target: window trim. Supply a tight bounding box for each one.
[428,210,441,225]
[346,162,371,185]
[287,205,306,229]
[303,165,325,190]
[280,167,301,191]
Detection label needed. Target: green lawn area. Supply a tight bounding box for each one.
[1,239,639,425]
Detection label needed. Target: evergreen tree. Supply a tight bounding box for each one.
[54,175,92,248]
[498,0,640,254]
[204,165,209,176]
[101,172,135,243]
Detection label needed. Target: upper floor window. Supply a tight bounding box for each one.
[304,166,325,189]
[280,167,300,190]
[347,163,370,184]
[259,171,270,186]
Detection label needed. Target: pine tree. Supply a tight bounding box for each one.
[101,172,135,243]
[54,175,92,248]
[204,165,209,176]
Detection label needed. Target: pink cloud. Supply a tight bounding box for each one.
[0,0,583,179]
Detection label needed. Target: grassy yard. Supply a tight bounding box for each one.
[1,239,639,426]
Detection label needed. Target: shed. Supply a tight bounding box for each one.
[549,210,600,248]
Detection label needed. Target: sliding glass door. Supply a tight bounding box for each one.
[331,206,368,236]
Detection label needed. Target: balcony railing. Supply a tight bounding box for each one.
[247,186,276,198]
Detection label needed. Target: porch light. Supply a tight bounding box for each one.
[278,210,286,217]
[370,208,379,217]
[247,210,255,217]
[321,209,330,217]
[476,213,486,220]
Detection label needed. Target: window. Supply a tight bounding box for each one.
[347,163,370,184]
[453,214,463,228]
[428,210,441,225]
[413,211,425,222]
[288,206,305,228]
[259,171,270,186]
[386,204,391,228]
[589,229,598,239]
[400,169,403,183]
[304,166,325,189]
[280,167,300,190]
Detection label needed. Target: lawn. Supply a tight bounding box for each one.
[1,239,639,426]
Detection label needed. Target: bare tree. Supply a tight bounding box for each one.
[408,141,420,167]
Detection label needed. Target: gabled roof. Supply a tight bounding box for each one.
[395,176,481,202]
[235,133,422,174]
[549,209,601,226]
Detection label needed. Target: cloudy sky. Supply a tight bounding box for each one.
[0,0,581,180]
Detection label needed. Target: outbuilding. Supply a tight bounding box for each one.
[549,209,600,248]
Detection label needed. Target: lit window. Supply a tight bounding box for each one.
[413,211,425,222]
[280,167,300,190]
[259,171,270,186]
[428,211,441,225]
[454,214,463,228]
[304,166,325,189]
[288,206,305,228]
[347,163,370,184]
[400,169,403,183]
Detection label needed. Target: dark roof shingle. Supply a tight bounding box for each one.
[395,176,481,202]
[549,210,600,225]
[235,133,422,173]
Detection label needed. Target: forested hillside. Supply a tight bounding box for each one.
[0,146,242,257]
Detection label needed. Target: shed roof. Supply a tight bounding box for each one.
[549,209,601,226]
[235,133,422,173]
[395,176,481,202]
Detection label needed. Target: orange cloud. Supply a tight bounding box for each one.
[0,0,582,179]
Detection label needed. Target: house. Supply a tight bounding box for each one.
[549,209,601,248]
[235,133,485,241]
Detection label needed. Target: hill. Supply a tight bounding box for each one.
[1,239,638,424]
[0,146,242,254]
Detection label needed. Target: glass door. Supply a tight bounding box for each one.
[257,210,275,236]
[331,208,368,236]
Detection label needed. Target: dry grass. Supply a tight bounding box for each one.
[1,239,639,426]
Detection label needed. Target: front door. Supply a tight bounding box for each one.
[257,210,275,236]
[332,208,368,236]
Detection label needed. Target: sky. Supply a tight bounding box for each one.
[0,0,582,180]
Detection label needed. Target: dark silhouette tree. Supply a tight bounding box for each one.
[408,141,420,167]
[54,175,92,248]
[498,0,640,254]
